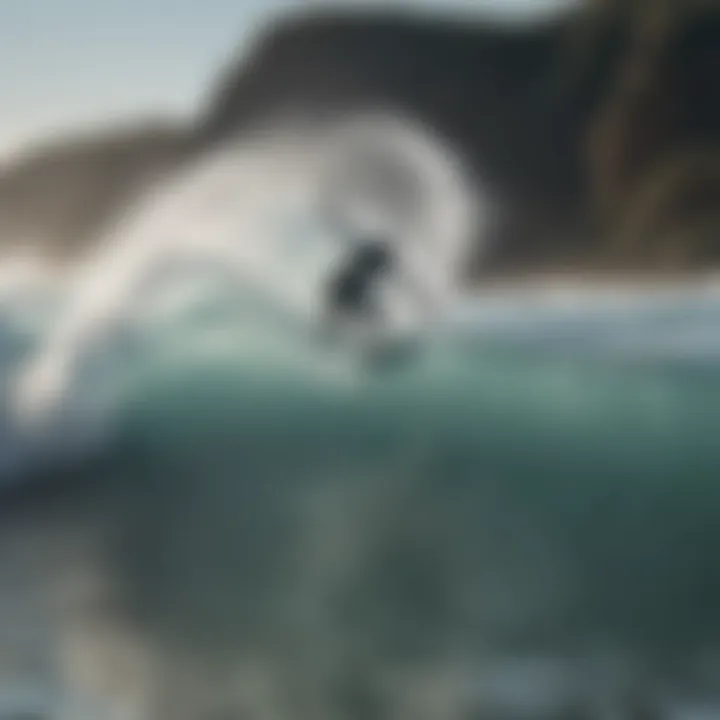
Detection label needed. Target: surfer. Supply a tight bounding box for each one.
[321,232,429,371]
[326,236,393,321]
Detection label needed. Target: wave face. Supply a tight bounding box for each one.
[3,117,720,716]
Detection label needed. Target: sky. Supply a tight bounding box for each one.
[0,0,569,159]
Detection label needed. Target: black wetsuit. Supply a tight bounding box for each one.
[323,237,420,371]
[327,240,393,317]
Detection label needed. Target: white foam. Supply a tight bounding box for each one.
[4,112,720,482]
[8,114,481,431]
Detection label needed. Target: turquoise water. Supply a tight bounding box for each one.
[2,269,720,720]
[10,291,710,662]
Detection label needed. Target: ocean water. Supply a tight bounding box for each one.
[2,127,720,715]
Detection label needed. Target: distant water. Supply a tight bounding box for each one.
[2,127,720,692]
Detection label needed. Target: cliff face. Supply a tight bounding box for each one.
[587,4,720,268]
[0,123,192,262]
[198,4,720,274]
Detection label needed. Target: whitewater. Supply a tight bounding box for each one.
[3,120,720,477]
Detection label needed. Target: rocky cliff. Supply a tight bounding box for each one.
[0,122,191,262]
[197,3,720,273]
